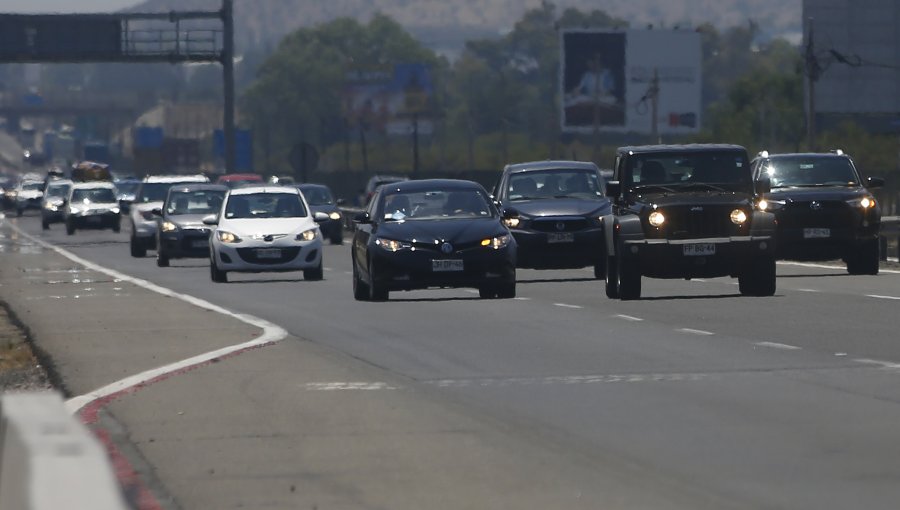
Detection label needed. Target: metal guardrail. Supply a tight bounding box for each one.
[881,216,899,261]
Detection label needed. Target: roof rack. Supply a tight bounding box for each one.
[757,150,769,158]
[830,149,844,155]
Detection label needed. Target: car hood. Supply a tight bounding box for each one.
[767,186,867,202]
[219,217,316,236]
[636,191,754,208]
[508,198,610,217]
[73,202,118,213]
[17,190,43,199]
[167,214,211,228]
[309,204,339,214]
[376,218,506,244]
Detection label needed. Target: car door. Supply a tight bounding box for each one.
[353,189,381,277]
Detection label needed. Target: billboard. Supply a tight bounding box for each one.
[0,15,122,62]
[561,29,702,135]
[343,63,435,136]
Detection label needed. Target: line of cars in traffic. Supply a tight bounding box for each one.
[7,143,885,301]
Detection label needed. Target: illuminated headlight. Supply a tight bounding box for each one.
[503,217,521,228]
[110,207,120,214]
[69,207,83,215]
[44,203,59,212]
[296,228,319,241]
[648,211,666,227]
[757,199,784,211]
[848,196,876,209]
[161,221,178,233]
[217,231,241,243]
[375,238,411,252]
[481,234,511,250]
[730,209,748,225]
[329,211,341,220]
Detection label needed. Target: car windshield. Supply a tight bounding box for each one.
[507,169,605,201]
[22,182,44,191]
[300,187,334,206]
[46,184,71,198]
[166,190,226,216]
[115,182,140,195]
[761,156,859,188]
[137,183,177,203]
[381,189,493,221]
[224,193,308,219]
[221,178,262,189]
[72,188,116,203]
[626,151,751,191]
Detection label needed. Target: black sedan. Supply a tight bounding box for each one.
[493,161,611,278]
[155,184,227,267]
[352,179,517,301]
[298,183,343,244]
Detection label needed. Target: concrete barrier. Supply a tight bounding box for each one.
[0,392,127,510]
[881,216,899,261]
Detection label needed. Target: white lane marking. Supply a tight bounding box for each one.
[797,288,820,293]
[343,271,352,275]
[853,358,900,370]
[778,260,900,275]
[755,341,802,351]
[554,303,583,309]
[614,314,644,322]
[430,372,709,388]
[678,328,715,336]
[690,279,708,283]
[2,221,289,415]
[513,297,531,301]
[867,294,900,301]
[835,352,848,357]
[324,267,333,272]
[303,382,397,391]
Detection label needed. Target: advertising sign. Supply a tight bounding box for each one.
[343,63,435,136]
[0,15,122,62]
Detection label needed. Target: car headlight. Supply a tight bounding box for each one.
[217,231,241,243]
[757,199,785,211]
[375,238,411,252]
[503,217,521,228]
[69,207,83,215]
[161,221,178,233]
[44,203,59,211]
[110,207,120,214]
[481,234,511,250]
[296,228,319,241]
[329,211,341,221]
[847,196,876,209]
[648,211,666,227]
[730,209,748,225]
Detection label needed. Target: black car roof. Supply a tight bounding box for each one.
[168,183,229,194]
[505,160,600,173]
[762,152,850,159]
[617,144,747,155]
[297,183,330,190]
[384,179,484,192]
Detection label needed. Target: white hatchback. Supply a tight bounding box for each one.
[205,186,327,283]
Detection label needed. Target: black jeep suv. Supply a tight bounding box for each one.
[750,150,883,275]
[603,144,777,300]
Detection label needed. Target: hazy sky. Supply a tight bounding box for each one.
[0,0,139,13]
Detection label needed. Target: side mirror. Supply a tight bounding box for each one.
[756,177,772,195]
[354,212,371,224]
[151,208,162,217]
[605,181,621,198]
[867,176,885,188]
[336,198,347,206]
[202,214,218,226]
[313,211,330,223]
[501,207,519,220]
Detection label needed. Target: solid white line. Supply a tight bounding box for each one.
[678,328,714,336]
[554,303,583,309]
[778,260,900,274]
[2,221,288,415]
[513,297,531,301]
[614,314,644,322]
[867,294,900,301]
[853,358,900,370]
[797,288,820,293]
[755,341,802,351]
[303,382,397,391]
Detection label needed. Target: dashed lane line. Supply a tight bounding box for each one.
[867,294,900,301]
[428,372,710,388]
[853,358,900,370]
[303,382,398,391]
[554,303,583,309]
[678,328,715,336]
[614,314,644,322]
[755,342,802,351]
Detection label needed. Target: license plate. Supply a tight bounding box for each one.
[86,216,102,224]
[432,259,464,272]
[547,232,575,244]
[804,228,831,239]
[256,248,282,259]
[192,240,208,249]
[683,243,716,256]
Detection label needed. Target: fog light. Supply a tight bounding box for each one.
[759,241,768,251]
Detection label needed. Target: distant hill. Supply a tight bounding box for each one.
[128,0,801,53]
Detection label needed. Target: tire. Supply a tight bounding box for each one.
[330,228,343,245]
[65,220,75,236]
[210,258,227,283]
[130,235,147,258]
[157,252,170,267]
[304,260,324,281]
[478,286,497,299]
[593,258,606,280]
[496,282,516,299]
[847,239,879,276]
[605,256,619,299]
[352,257,370,301]
[739,255,776,296]
[368,260,389,301]
[112,220,121,233]
[617,255,641,301]
[16,208,22,217]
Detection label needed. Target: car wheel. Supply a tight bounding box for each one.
[210,257,227,283]
[352,257,370,301]
[65,220,75,236]
[604,256,619,299]
[496,281,516,299]
[130,235,147,258]
[617,256,641,301]
[330,228,344,245]
[368,260,389,301]
[847,239,879,276]
[16,208,22,217]
[157,252,170,268]
[304,260,324,281]
[478,286,497,299]
[739,254,776,296]
[593,258,606,280]
[112,220,121,233]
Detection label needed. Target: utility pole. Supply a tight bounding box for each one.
[650,68,660,143]
[805,17,820,151]
[221,0,236,174]
[412,113,420,178]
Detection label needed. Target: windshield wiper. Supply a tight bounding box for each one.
[632,184,677,193]
[667,182,729,192]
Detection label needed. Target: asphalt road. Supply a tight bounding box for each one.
[7,212,900,509]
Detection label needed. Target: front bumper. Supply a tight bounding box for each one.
[213,239,323,272]
[370,245,516,291]
[42,209,65,223]
[159,228,213,259]
[622,236,774,279]
[17,198,42,210]
[70,213,120,229]
[511,227,604,269]
[775,225,879,261]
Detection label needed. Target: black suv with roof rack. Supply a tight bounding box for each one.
[750,150,883,275]
[603,144,777,300]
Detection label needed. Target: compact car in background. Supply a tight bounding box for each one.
[364,174,408,205]
[64,182,121,235]
[216,173,264,189]
[14,179,44,216]
[114,178,141,214]
[206,186,327,283]
[492,161,610,278]
[352,179,517,301]
[129,174,209,257]
[41,179,73,230]
[155,184,228,267]
[298,183,343,244]
[751,150,883,275]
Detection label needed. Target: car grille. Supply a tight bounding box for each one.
[659,206,738,239]
[777,201,854,229]
[236,247,302,265]
[530,218,589,233]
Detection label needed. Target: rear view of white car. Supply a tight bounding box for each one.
[206,186,327,283]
